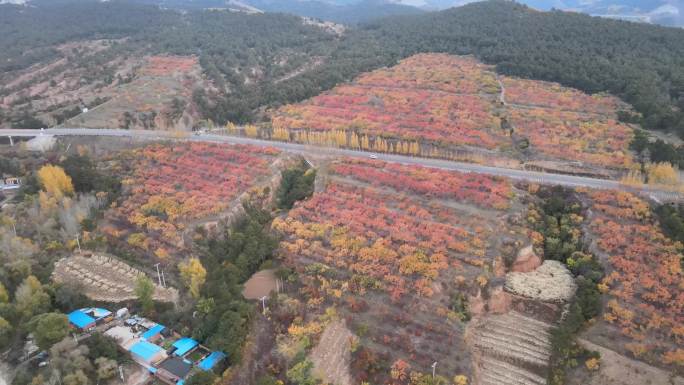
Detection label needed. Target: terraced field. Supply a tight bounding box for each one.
[269,53,635,176]
[273,158,536,383]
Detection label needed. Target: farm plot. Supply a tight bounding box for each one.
[501,77,622,115]
[273,159,531,383]
[271,53,508,154]
[355,54,498,94]
[52,253,177,302]
[508,108,633,169]
[269,53,635,173]
[583,190,684,372]
[469,311,552,385]
[64,55,204,130]
[103,142,279,259]
[0,39,137,128]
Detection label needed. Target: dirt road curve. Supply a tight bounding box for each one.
[1,128,681,202]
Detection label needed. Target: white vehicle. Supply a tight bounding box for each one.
[369,154,378,159]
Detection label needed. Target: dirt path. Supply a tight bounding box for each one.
[0,362,9,385]
[275,57,324,84]
[309,321,354,385]
[496,74,506,105]
[573,339,684,385]
[329,175,503,221]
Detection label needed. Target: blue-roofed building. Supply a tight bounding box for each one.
[141,324,165,342]
[172,337,198,357]
[197,351,226,371]
[68,310,96,330]
[129,340,166,365]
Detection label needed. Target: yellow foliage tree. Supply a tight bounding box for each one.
[646,162,679,185]
[37,165,74,200]
[585,357,600,371]
[0,282,8,303]
[453,375,468,385]
[244,124,259,138]
[663,349,684,366]
[179,258,207,298]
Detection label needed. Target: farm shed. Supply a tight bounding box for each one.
[141,324,165,342]
[68,310,96,330]
[172,337,198,357]
[198,351,226,371]
[129,340,166,365]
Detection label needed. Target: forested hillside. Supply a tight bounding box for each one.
[1,0,683,136]
[321,1,684,135]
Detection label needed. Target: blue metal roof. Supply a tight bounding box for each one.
[172,337,198,356]
[198,351,226,371]
[130,340,163,362]
[141,324,165,340]
[68,310,96,329]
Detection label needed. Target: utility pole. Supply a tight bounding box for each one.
[8,136,12,147]
[118,365,125,383]
[431,362,437,379]
[161,269,166,288]
[153,263,162,286]
[259,296,267,314]
[75,235,81,253]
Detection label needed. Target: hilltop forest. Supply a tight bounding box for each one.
[0,0,683,134]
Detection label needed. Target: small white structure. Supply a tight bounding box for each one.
[26,135,55,152]
[116,307,129,319]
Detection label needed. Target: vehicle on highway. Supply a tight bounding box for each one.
[369,154,378,159]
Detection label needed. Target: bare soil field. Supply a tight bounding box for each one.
[63,55,205,130]
[569,339,684,385]
[309,321,354,385]
[243,269,278,300]
[0,39,206,131]
[52,252,178,302]
[0,40,138,127]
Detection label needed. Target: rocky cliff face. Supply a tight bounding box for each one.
[466,245,574,385]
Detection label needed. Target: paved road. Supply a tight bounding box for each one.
[1,128,681,202]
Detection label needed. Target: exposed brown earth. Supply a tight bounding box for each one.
[309,320,355,385]
[243,269,278,300]
[570,339,684,385]
[52,252,178,303]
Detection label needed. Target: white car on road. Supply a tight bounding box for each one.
[369,154,378,159]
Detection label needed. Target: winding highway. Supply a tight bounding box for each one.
[1,128,681,202]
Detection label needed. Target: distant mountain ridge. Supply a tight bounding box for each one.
[5,0,678,27]
[393,0,683,27]
[246,0,424,23]
[521,0,682,27]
